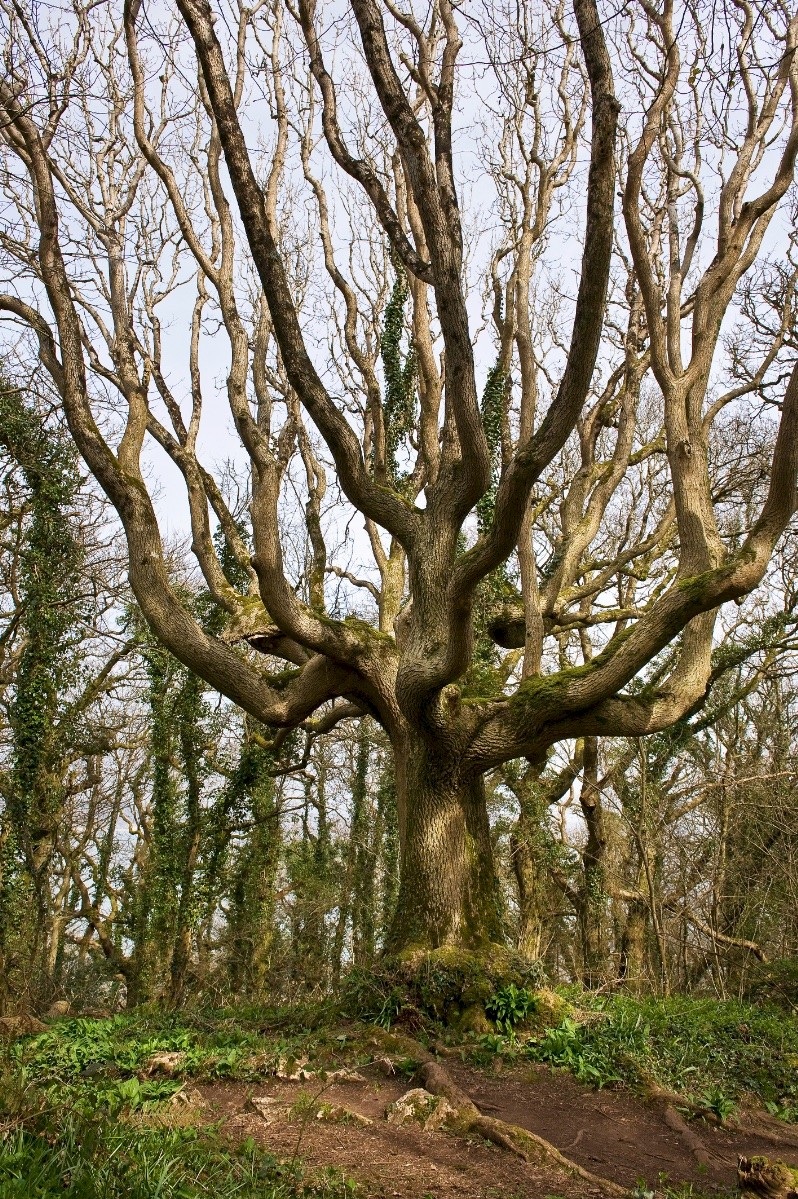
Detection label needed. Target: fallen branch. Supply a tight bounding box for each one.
[686,914,769,963]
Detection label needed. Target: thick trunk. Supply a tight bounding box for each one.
[388,739,501,952]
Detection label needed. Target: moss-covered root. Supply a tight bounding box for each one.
[738,1155,798,1197]
[415,1062,628,1197]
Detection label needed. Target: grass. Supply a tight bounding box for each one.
[0,1005,360,1199]
[2,987,798,1196]
[472,987,798,1119]
[0,1116,359,1198]
[570,991,798,1115]
[1,1005,346,1093]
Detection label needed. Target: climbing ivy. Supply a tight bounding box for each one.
[476,361,505,535]
[381,259,417,489]
[223,731,282,997]
[125,612,220,1005]
[0,381,85,1001]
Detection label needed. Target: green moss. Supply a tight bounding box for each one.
[510,626,638,723]
[345,947,546,1028]
[263,667,302,690]
[677,566,726,599]
[342,616,395,643]
[510,664,590,721]
[237,595,267,614]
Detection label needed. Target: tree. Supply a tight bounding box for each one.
[0,0,797,959]
[0,377,137,1008]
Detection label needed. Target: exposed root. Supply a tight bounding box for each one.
[415,1061,629,1197]
[735,1117,798,1151]
[660,1102,715,1168]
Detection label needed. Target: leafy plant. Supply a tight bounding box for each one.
[766,1099,798,1122]
[531,990,798,1118]
[485,984,537,1034]
[700,1086,736,1124]
[528,1018,620,1087]
[0,1110,358,1198]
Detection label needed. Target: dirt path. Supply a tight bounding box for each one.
[191,1060,798,1198]
[197,1074,608,1198]
[447,1059,798,1192]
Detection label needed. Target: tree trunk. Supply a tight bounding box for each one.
[388,739,501,953]
[511,792,554,960]
[618,896,648,993]
[578,739,609,988]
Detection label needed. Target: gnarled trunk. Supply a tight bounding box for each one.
[387,738,501,953]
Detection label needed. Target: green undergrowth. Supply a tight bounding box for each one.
[3,983,797,1198]
[3,1006,338,1091]
[0,1007,339,1195]
[342,949,546,1031]
[470,988,798,1121]
[0,1007,361,1198]
[0,1116,358,1199]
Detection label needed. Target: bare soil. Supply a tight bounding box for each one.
[187,1057,798,1198]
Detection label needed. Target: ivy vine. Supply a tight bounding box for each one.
[381,259,417,489]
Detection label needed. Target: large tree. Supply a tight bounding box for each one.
[0,0,796,956]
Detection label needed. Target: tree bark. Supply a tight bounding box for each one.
[578,738,609,987]
[618,895,648,993]
[387,739,501,953]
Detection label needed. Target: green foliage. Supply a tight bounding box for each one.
[0,383,87,1002]
[465,989,798,1120]
[485,984,538,1035]
[342,969,404,1030]
[381,261,416,488]
[475,361,505,535]
[343,950,546,1029]
[523,991,798,1115]
[0,1114,357,1199]
[0,1011,361,1197]
[699,1085,736,1123]
[527,1017,621,1087]
[745,957,798,1012]
[5,1012,326,1089]
[0,387,85,826]
[124,627,218,1004]
[375,761,399,944]
[223,734,281,997]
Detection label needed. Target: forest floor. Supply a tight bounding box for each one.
[3,989,798,1198]
[190,1052,798,1198]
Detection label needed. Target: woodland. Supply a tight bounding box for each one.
[1,0,798,1194]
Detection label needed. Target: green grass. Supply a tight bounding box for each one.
[3,988,797,1198]
[0,1006,360,1199]
[3,1007,335,1090]
[0,1116,358,1198]
[572,992,798,1115]
[474,988,798,1119]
